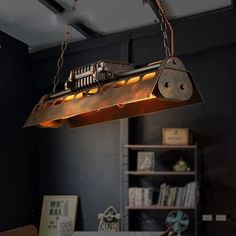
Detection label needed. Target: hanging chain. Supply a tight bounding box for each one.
[159,6,170,57]
[155,0,174,58]
[51,0,172,93]
[52,0,78,93]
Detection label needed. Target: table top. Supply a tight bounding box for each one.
[73,232,165,236]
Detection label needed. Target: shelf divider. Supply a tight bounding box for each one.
[124,144,197,150]
[125,171,196,176]
[126,205,196,210]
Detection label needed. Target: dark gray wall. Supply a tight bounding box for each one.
[35,121,121,231]
[31,41,128,230]
[0,31,35,231]
[29,6,236,236]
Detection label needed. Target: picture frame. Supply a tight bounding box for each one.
[39,195,78,236]
[137,151,155,171]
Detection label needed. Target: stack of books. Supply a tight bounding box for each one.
[128,187,153,206]
[157,182,196,207]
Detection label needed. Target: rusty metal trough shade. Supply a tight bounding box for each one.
[24,57,202,128]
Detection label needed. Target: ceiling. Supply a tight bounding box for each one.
[0,0,232,52]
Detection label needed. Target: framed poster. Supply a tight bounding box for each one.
[137,152,155,171]
[39,195,78,236]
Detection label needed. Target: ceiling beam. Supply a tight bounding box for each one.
[38,0,101,39]
[145,0,162,22]
[38,0,65,14]
[72,23,102,39]
[30,6,236,61]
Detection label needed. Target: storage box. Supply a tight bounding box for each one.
[162,128,189,145]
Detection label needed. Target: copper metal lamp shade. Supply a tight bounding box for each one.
[24,57,202,128]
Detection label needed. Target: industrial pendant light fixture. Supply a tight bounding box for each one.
[25,0,202,129]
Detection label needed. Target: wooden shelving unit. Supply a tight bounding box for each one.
[124,144,197,150]
[126,205,196,210]
[125,171,196,176]
[121,143,199,235]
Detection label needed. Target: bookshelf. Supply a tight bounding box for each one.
[121,144,199,236]
[125,171,196,176]
[124,144,197,150]
[126,206,196,210]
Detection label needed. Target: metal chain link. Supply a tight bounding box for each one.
[156,0,174,58]
[52,0,78,93]
[159,7,170,57]
[52,0,172,92]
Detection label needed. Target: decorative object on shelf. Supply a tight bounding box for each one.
[165,210,189,236]
[137,151,155,171]
[162,128,191,145]
[39,195,78,236]
[172,158,190,172]
[98,206,120,232]
[24,0,202,129]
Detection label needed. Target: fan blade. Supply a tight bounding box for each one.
[176,210,183,221]
[177,232,181,236]
[166,216,176,224]
[173,223,180,233]
[179,219,189,227]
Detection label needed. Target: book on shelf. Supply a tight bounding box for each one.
[137,152,155,171]
[157,183,166,206]
[128,188,136,206]
[135,188,143,206]
[144,188,153,206]
[157,182,196,207]
[128,187,153,207]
